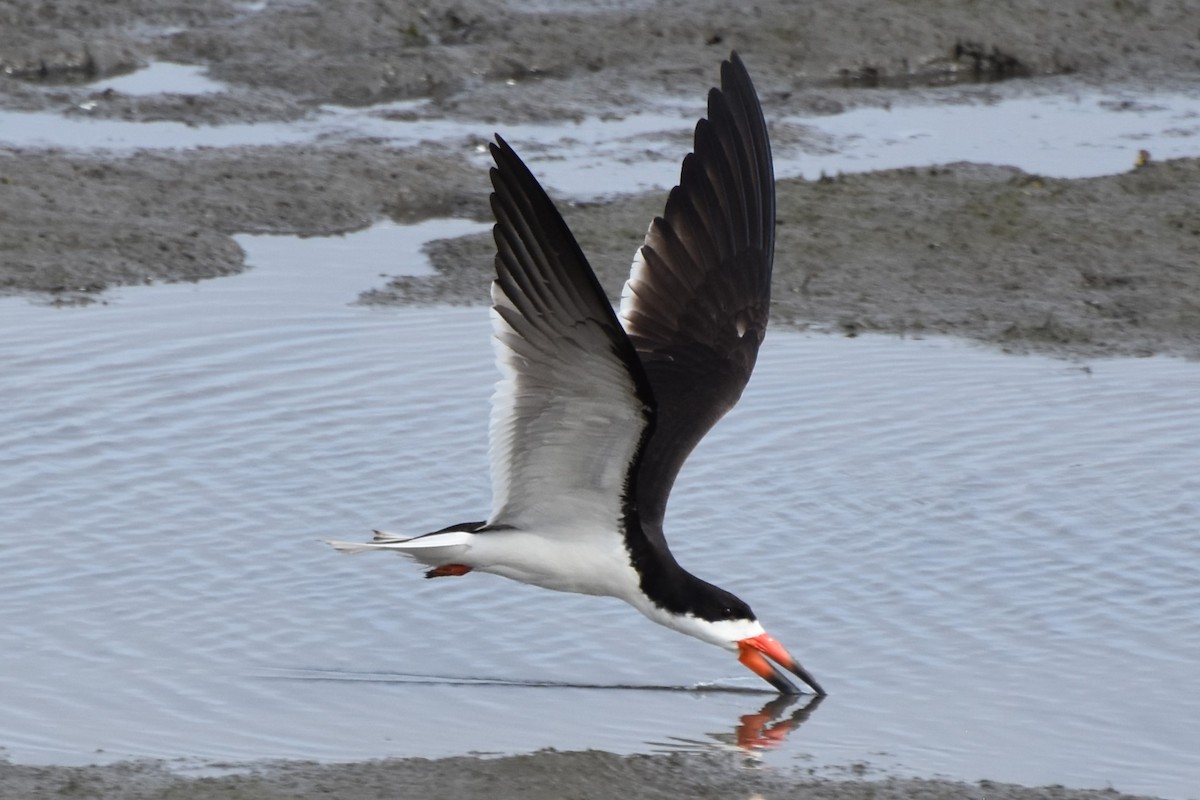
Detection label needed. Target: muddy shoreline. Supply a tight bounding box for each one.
[378,157,1200,359]
[5,140,1197,358]
[0,751,1171,800]
[3,0,1200,357]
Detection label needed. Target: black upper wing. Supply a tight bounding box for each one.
[618,52,775,540]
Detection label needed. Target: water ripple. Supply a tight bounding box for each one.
[2,281,1198,797]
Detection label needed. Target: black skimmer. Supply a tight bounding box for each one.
[329,53,824,696]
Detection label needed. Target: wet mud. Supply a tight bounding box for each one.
[3,0,1200,357]
[0,750,1172,800]
[378,158,1200,359]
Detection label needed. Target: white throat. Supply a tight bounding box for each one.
[632,600,766,650]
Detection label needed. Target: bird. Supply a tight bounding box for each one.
[328,52,824,696]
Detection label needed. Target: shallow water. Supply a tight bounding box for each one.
[90,62,227,96]
[2,65,1199,192]
[2,219,1199,798]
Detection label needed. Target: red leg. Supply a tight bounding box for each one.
[424,564,473,579]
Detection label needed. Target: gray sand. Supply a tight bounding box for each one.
[382,158,1200,358]
[5,144,1198,357]
[1,0,1196,796]
[0,751,1170,800]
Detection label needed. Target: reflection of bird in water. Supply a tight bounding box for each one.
[328,53,823,696]
[646,694,824,755]
[733,694,825,750]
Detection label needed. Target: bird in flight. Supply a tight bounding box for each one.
[329,52,824,696]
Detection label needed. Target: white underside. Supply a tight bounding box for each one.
[328,523,644,600]
[327,526,767,650]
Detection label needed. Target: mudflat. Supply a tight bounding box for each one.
[0,751,1176,800]
[3,0,1199,357]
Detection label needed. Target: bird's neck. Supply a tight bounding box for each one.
[622,523,716,615]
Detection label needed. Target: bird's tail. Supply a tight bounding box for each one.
[324,527,473,566]
[325,529,410,554]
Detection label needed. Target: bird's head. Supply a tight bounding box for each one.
[659,585,826,696]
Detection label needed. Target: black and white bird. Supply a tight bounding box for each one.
[329,53,824,696]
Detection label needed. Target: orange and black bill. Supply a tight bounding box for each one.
[737,633,826,696]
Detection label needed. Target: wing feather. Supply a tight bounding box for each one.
[486,136,655,532]
[484,51,773,552]
[618,52,775,540]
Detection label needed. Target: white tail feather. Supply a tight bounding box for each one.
[324,529,473,566]
[325,539,396,554]
[324,529,413,553]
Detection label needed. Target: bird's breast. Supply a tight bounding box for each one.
[468,524,643,599]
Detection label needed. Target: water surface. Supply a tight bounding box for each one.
[2,225,1197,798]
